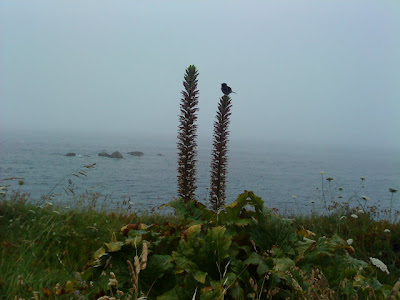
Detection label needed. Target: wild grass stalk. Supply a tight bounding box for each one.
[389,188,398,223]
[320,171,327,211]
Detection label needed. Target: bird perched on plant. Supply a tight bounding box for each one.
[221,83,236,95]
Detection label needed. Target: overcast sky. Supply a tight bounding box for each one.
[1,1,399,149]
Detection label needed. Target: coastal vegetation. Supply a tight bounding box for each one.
[177,65,200,203]
[1,65,399,299]
[1,188,400,299]
[209,94,232,211]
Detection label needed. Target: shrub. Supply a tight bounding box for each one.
[67,192,398,299]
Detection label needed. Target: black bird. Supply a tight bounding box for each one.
[221,83,236,96]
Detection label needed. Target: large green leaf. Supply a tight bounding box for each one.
[125,235,143,247]
[218,191,269,223]
[139,255,175,296]
[177,225,202,258]
[164,198,213,222]
[172,251,208,283]
[104,241,124,252]
[157,285,197,300]
[243,252,263,266]
[273,257,295,272]
[203,226,231,260]
[141,254,174,280]
[296,237,316,255]
[157,288,180,300]
[93,246,106,260]
[187,224,202,239]
[199,280,225,300]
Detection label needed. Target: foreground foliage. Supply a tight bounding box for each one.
[65,191,400,299]
[0,192,174,299]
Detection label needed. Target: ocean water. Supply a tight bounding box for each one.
[1,131,399,215]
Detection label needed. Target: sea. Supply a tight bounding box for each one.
[1,131,399,216]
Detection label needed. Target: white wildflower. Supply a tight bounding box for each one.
[384,229,391,233]
[351,214,358,219]
[320,171,325,175]
[292,195,297,199]
[346,239,353,245]
[357,209,364,214]
[129,201,134,205]
[46,202,53,206]
[340,216,346,220]
[369,257,389,274]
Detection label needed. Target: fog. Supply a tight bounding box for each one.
[1,1,399,150]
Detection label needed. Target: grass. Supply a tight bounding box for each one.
[292,210,400,281]
[0,191,175,299]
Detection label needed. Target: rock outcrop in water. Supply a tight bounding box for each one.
[98,151,123,159]
[127,151,144,157]
[110,151,123,159]
[65,153,76,157]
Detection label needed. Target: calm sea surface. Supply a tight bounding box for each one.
[1,132,399,215]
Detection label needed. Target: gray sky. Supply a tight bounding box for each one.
[1,1,400,149]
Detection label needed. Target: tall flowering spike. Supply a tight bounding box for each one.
[177,65,199,202]
[209,95,232,211]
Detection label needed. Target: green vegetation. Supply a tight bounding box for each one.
[0,190,175,299]
[1,190,400,299]
[177,65,200,203]
[209,94,232,211]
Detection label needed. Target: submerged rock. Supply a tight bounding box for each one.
[127,151,144,157]
[65,152,76,157]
